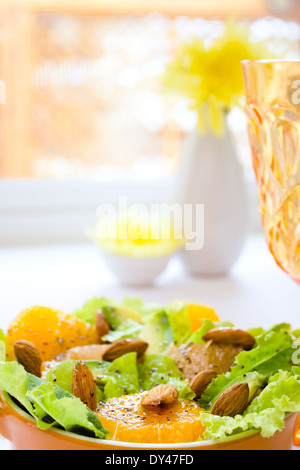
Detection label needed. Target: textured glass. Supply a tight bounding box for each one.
[242,60,300,283]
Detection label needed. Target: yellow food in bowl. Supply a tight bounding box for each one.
[96,392,206,444]
[6,306,97,362]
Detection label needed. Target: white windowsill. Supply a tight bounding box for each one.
[0,175,261,246]
[0,178,175,245]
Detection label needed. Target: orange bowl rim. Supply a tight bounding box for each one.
[1,390,270,449]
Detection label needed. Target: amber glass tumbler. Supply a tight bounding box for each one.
[242,60,300,283]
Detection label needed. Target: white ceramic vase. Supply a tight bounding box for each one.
[175,124,248,275]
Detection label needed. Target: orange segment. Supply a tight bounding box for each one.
[96,393,206,443]
[187,303,220,332]
[6,306,97,362]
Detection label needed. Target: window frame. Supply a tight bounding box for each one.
[1,0,275,19]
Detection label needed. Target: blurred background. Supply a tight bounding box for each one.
[0,0,299,245]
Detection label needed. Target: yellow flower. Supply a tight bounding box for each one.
[92,213,185,258]
[162,20,276,136]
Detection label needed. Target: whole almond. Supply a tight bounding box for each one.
[203,328,255,351]
[211,382,249,417]
[72,361,97,411]
[14,340,42,377]
[102,339,148,362]
[95,310,110,343]
[189,369,217,398]
[141,384,178,410]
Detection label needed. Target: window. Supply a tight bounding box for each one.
[0,1,299,244]
[0,1,299,180]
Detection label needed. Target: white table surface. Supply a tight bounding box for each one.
[0,233,299,450]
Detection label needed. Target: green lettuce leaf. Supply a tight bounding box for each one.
[26,373,59,429]
[140,310,173,355]
[164,301,192,346]
[138,354,195,399]
[0,361,108,438]
[45,359,74,394]
[199,328,293,408]
[0,361,109,438]
[87,352,140,399]
[121,297,161,319]
[292,366,300,376]
[266,323,291,334]
[246,370,300,415]
[186,319,234,344]
[102,319,142,342]
[73,297,144,341]
[0,361,35,414]
[46,352,140,401]
[103,352,140,398]
[45,359,104,403]
[247,327,265,338]
[200,407,286,440]
[200,370,300,440]
[73,297,112,323]
[27,381,109,438]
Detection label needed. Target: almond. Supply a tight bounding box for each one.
[211,382,249,417]
[13,340,42,377]
[189,369,217,399]
[141,384,178,410]
[203,328,255,351]
[102,339,148,362]
[95,310,110,343]
[72,361,97,411]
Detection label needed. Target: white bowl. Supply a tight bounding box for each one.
[100,251,172,286]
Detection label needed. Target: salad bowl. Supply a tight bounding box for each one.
[0,391,297,450]
[1,298,300,451]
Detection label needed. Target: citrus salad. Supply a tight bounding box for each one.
[0,297,300,444]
